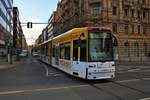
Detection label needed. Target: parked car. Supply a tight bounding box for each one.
[32,51,39,57]
[19,50,28,57]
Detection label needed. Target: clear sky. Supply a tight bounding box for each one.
[13,0,59,45]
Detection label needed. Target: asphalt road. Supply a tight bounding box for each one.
[0,57,150,100]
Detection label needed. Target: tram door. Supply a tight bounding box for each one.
[73,40,87,63]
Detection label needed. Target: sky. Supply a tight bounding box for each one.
[13,0,59,45]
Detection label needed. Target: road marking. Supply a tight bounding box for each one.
[0,85,89,95]
[117,79,140,83]
[117,69,150,74]
[41,64,49,76]
[0,90,23,95]
[32,85,89,92]
[128,68,140,72]
[53,74,63,76]
[142,78,150,81]
[117,71,126,74]
[139,97,150,100]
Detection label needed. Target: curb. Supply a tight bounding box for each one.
[0,62,20,70]
[0,65,15,70]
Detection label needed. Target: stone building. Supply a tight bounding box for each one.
[47,12,55,39]
[47,0,150,62]
[13,7,27,52]
[0,0,13,56]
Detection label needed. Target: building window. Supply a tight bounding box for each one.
[138,11,140,19]
[142,0,145,4]
[131,9,135,17]
[124,42,129,57]
[124,9,129,16]
[124,24,129,33]
[132,24,134,34]
[113,6,117,16]
[133,42,139,57]
[143,27,146,35]
[143,11,147,19]
[92,6,101,17]
[138,25,141,34]
[112,23,117,33]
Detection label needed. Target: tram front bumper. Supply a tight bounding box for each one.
[87,68,115,80]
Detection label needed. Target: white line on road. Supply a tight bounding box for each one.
[0,90,24,95]
[117,79,140,83]
[0,85,89,95]
[127,68,140,72]
[41,63,49,77]
[32,85,89,92]
[142,78,150,81]
[139,97,150,100]
[53,74,63,76]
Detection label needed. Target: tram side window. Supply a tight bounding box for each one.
[60,43,71,60]
[55,47,60,57]
[52,47,55,57]
[73,40,78,61]
[80,40,86,62]
[60,44,65,59]
[64,42,71,60]
[65,46,70,60]
[45,45,48,56]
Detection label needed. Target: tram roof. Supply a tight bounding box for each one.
[53,27,87,40]
[39,27,87,46]
[38,26,111,46]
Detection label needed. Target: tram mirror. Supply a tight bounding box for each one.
[80,33,85,39]
[78,33,85,47]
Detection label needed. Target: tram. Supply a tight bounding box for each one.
[39,27,115,80]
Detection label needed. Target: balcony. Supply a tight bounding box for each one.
[88,0,101,5]
[142,4,150,9]
[61,0,67,4]
[123,0,132,6]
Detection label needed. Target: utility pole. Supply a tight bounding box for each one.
[6,7,13,64]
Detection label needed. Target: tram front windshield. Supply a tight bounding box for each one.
[88,29,113,62]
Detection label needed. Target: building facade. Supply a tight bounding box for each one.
[13,7,27,52]
[0,0,13,56]
[47,12,55,39]
[48,0,150,62]
[21,34,28,50]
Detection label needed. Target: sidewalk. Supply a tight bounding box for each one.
[0,56,20,70]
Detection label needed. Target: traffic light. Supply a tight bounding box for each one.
[27,22,32,28]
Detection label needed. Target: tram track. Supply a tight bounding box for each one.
[84,77,150,100]
[110,80,150,96]
[88,82,125,100]
[37,58,150,99]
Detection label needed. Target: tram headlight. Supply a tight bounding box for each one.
[112,64,115,66]
[112,62,115,66]
[89,64,96,68]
